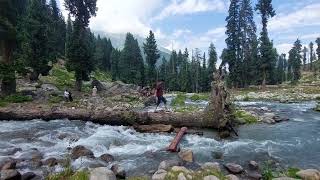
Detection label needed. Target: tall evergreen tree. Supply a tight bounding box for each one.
[256,0,276,89]
[64,0,97,91]
[208,43,217,82]
[0,0,24,95]
[143,30,160,85]
[110,48,121,81]
[288,39,302,82]
[309,41,314,71]
[302,46,307,71]
[316,38,320,61]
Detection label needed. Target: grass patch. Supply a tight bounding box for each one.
[48,95,64,104]
[285,167,300,179]
[0,94,33,107]
[40,64,75,90]
[189,93,209,101]
[173,106,201,113]
[92,70,112,82]
[243,96,250,101]
[171,93,187,106]
[261,162,275,180]
[234,110,258,124]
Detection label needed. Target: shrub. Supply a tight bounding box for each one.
[190,93,209,101]
[285,167,300,178]
[171,93,187,106]
[0,95,33,104]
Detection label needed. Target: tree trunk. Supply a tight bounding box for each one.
[0,40,16,96]
[75,79,82,92]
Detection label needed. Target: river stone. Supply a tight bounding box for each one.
[134,124,173,133]
[71,145,94,159]
[152,169,167,180]
[177,173,187,180]
[247,171,262,180]
[171,166,191,174]
[41,84,59,92]
[99,154,114,163]
[178,149,193,162]
[262,113,276,124]
[43,157,58,167]
[111,164,126,179]
[4,148,22,156]
[226,174,239,180]
[158,160,181,170]
[212,151,223,159]
[203,175,219,180]
[1,161,16,170]
[89,167,116,180]
[201,162,221,172]
[296,169,320,180]
[0,169,21,180]
[17,149,43,161]
[273,177,300,180]
[21,172,36,180]
[224,163,244,174]
[249,161,259,170]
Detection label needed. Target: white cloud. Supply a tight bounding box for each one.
[59,0,163,37]
[269,3,320,32]
[154,0,227,20]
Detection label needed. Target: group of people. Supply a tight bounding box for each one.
[64,90,73,102]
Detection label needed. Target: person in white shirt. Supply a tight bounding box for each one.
[64,90,70,101]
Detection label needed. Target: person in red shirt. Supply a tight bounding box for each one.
[155,80,167,111]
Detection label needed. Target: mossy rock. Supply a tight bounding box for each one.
[234,110,258,124]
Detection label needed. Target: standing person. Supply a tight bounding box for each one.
[155,80,167,112]
[92,86,97,97]
[64,90,70,102]
[68,90,73,102]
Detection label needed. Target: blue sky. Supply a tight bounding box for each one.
[59,0,320,59]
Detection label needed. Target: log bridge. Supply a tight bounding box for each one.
[167,127,188,152]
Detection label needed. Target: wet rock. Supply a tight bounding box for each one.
[17,149,43,161]
[177,173,187,180]
[247,171,262,180]
[171,166,191,174]
[249,161,259,170]
[71,145,94,159]
[226,174,239,180]
[219,130,230,138]
[201,162,221,172]
[212,151,223,159]
[30,159,42,168]
[260,107,269,111]
[21,172,36,180]
[0,169,21,180]
[99,154,114,163]
[261,113,276,124]
[111,164,126,179]
[90,167,116,180]
[1,161,16,170]
[158,160,181,170]
[57,133,69,140]
[183,162,201,171]
[152,169,167,180]
[296,169,320,180]
[4,148,22,156]
[272,177,299,180]
[43,158,58,167]
[178,149,193,162]
[203,175,219,180]
[224,163,244,174]
[0,157,14,169]
[134,124,173,133]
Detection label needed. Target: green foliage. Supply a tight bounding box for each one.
[94,36,113,71]
[41,64,75,90]
[171,93,187,106]
[288,39,303,83]
[190,93,209,101]
[48,95,64,104]
[261,162,275,180]
[0,94,32,106]
[46,167,89,180]
[173,106,201,113]
[110,48,121,81]
[285,167,300,179]
[234,110,258,124]
[243,96,250,101]
[92,70,112,82]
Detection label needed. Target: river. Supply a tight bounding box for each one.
[0,101,319,177]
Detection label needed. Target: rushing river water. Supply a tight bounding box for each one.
[0,101,319,177]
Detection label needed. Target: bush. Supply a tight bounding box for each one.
[171,93,186,106]
[48,95,64,104]
[190,93,209,101]
[0,95,33,106]
[243,96,250,101]
[285,167,300,178]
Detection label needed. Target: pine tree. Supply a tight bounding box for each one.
[276,53,286,84]
[208,43,217,82]
[302,46,307,71]
[0,0,24,95]
[143,30,160,85]
[256,0,276,89]
[64,0,97,91]
[110,48,121,81]
[168,50,178,91]
[309,42,314,71]
[316,38,320,61]
[288,39,302,83]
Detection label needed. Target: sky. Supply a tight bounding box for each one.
[58,0,320,58]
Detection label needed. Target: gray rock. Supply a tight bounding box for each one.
[152,169,167,180]
[262,113,276,124]
[201,162,221,172]
[4,148,22,156]
[272,177,299,180]
[226,174,239,180]
[296,169,320,180]
[247,171,262,180]
[249,161,259,170]
[224,163,244,174]
[99,154,114,163]
[1,161,16,170]
[203,175,219,180]
[16,149,43,161]
[71,145,94,159]
[111,164,126,179]
[212,151,223,159]
[177,173,187,180]
[89,167,116,180]
[178,149,193,162]
[171,166,191,174]
[158,160,181,170]
[43,157,58,167]
[21,172,36,180]
[41,84,59,92]
[0,169,21,180]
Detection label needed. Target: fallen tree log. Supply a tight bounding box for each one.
[167,127,187,152]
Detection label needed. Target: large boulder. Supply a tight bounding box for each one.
[203,175,219,180]
[171,166,191,174]
[21,172,37,180]
[1,160,16,170]
[177,173,187,180]
[249,161,259,170]
[89,167,116,180]
[0,169,21,180]
[201,162,221,172]
[178,149,193,162]
[296,169,320,180]
[43,157,58,167]
[261,113,276,124]
[134,124,173,133]
[71,145,94,159]
[158,160,181,170]
[99,154,114,163]
[224,163,244,174]
[225,174,239,180]
[152,169,167,180]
